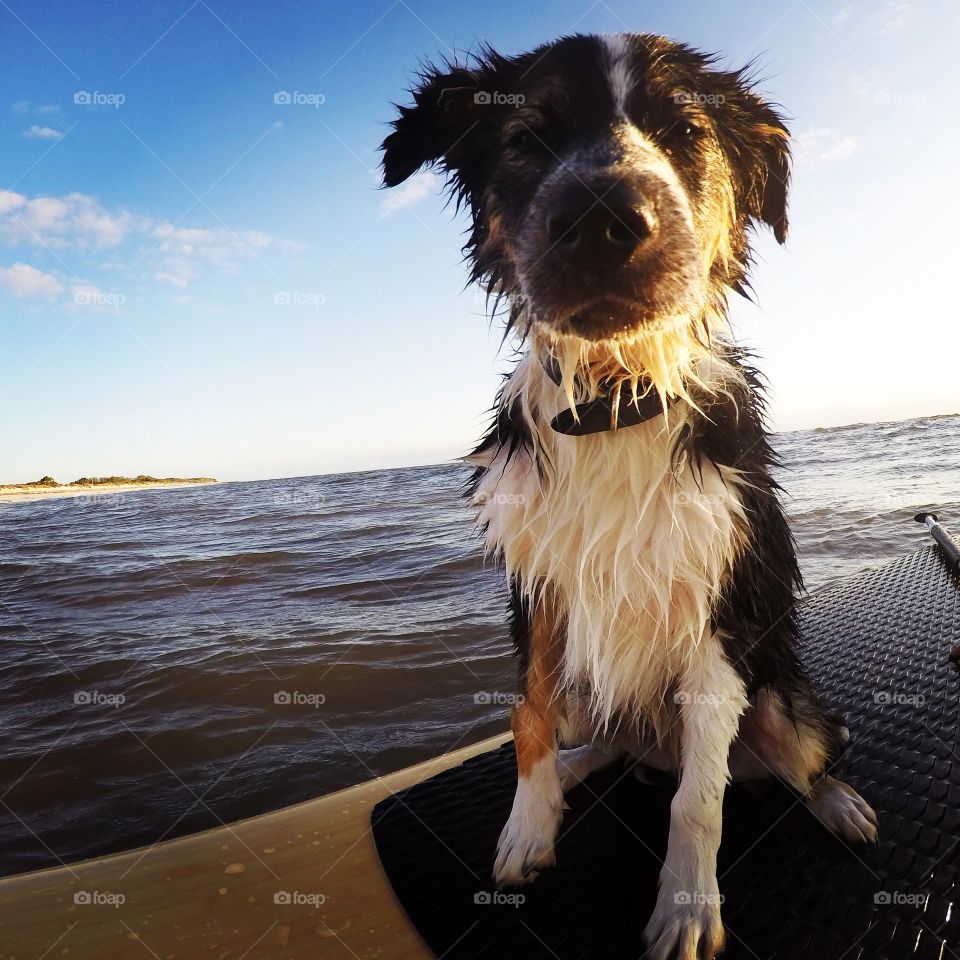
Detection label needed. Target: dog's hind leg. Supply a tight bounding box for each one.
[557,743,620,793]
[493,589,566,887]
[643,640,748,960]
[806,776,878,844]
[730,685,878,844]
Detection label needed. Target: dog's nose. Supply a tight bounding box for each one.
[545,182,655,261]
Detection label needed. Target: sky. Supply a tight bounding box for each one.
[0,0,957,483]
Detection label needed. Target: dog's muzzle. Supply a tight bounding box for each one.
[516,153,701,341]
[544,179,659,269]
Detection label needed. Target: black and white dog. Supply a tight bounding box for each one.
[382,33,877,960]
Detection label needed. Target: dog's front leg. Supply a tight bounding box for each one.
[644,645,748,960]
[493,590,565,887]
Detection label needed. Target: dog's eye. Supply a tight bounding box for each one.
[505,127,544,152]
[661,120,706,154]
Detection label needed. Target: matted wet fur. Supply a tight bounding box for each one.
[382,32,877,960]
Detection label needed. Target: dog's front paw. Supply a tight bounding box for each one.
[492,784,563,887]
[643,883,725,960]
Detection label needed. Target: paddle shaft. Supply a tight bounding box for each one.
[915,513,960,573]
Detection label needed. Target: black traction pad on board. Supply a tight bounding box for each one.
[372,543,960,959]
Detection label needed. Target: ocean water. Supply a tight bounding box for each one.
[1,413,958,877]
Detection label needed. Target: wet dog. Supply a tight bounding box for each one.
[382,33,877,960]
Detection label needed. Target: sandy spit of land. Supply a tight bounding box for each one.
[0,479,219,505]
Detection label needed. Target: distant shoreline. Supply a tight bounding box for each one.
[0,477,218,505]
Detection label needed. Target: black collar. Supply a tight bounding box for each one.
[540,355,669,436]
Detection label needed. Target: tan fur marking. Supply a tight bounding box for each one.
[729,688,830,789]
[512,592,565,777]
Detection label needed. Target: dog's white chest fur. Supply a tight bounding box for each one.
[472,359,748,734]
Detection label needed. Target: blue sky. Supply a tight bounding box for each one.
[1,0,957,483]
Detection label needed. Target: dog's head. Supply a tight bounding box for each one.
[382,33,789,363]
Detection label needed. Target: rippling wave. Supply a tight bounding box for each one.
[1,413,957,875]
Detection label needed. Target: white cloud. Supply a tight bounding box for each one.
[0,190,26,216]
[0,262,62,299]
[380,170,444,217]
[22,125,64,140]
[828,2,912,35]
[0,189,300,291]
[12,101,59,115]
[153,266,191,288]
[832,4,854,25]
[820,137,858,162]
[794,128,859,168]
[877,0,912,32]
[0,190,134,247]
[147,223,297,286]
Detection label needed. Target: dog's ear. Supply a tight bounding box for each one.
[739,98,791,244]
[381,64,485,188]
